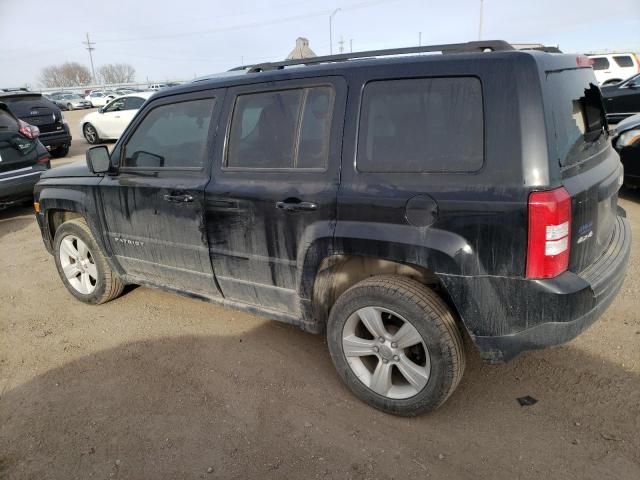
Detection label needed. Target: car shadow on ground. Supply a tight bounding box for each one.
[0,205,35,240]
[1,321,638,479]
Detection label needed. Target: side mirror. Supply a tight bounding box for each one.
[86,145,111,174]
[629,82,640,89]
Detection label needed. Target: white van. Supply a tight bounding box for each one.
[587,53,640,85]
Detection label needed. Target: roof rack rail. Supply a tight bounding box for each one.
[231,40,515,73]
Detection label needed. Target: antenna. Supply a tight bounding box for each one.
[83,33,96,83]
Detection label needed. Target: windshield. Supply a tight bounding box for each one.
[546,68,608,167]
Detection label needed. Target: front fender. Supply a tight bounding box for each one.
[35,179,109,260]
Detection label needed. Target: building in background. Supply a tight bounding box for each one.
[286,37,316,60]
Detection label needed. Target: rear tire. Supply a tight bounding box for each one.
[66,103,73,111]
[50,145,69,158]
[53,218,124,304]
[327,275,465,416]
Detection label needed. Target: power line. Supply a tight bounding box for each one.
[82,33,97,83]
[97,0,396,45]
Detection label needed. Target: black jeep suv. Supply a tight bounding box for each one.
[0,89,72,158]
[33,41,631,416]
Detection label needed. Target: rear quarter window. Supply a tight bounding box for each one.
[613,55,634,68]
[546,68,607,167]
[356,77,483,173]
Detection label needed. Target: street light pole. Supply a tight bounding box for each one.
[329,8,341,55]
[478,0,484,40]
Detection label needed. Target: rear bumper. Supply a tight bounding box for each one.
[0,167,47,206]
[39,126,72,150]
[441,214,631,363]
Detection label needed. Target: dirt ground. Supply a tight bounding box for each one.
[0,109,639,479]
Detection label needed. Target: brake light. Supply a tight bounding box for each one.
[526,187,572,279]
[18,119,40,139]
[576,55,594,67]
[37,154,50,164]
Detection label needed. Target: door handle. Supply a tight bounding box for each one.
[276,199,318,212]
[163,193,194,203]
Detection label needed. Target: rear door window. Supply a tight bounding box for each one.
[226,86,334,170]
[613,55,634,68]
[124,96,146,110]
[590,57,610,70]
[356,77,484,173]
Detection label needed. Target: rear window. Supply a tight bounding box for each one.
[357,77,483,173]
[590,57,609,70]
[546,68,607,167]
[0,108,18,130]
[0,95,54,116]
[613,55,634,68]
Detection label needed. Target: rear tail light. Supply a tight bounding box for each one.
[576,55,594,67]
[18,119,40,139]
[526,187,572,279]
[37,154,50,165]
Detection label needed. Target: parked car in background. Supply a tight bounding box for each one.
[35,41,630,416]
[52,93,92,111]
[148,83,168,90]
[587,52,640,86]
[84,90,119,107]
[0,91,71,158]
[80,92,152,143]
[0,102,50,208]
[612,113,640,187]
[114,88,137,95]
[601,73,640,123]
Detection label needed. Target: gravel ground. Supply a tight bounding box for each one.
[0,109,638,479]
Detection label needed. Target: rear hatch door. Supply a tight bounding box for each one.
[0,106,39,174]
[2,94,63,134]
[545,66,622,273]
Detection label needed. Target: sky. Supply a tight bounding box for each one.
[0,0,639,88]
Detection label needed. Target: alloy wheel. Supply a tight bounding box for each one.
[84,124,97,143]
[342,306,431,399]
[58,235,97,295]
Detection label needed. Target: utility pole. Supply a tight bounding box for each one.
[478,0,484,40]
[418,31,422,46]
[350,38,353,53]
[339,36,345,54]
[82,33,96,83]
[329,8,341,55]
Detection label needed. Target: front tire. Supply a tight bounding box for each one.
[327,275,465,416]
[53,218,124,304]
[83,123,100,144]
[66,103,73,111]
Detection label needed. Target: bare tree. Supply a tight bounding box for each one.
[39,62,93,88]
[97,63,136,84]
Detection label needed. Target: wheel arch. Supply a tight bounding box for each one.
[38,188,109,258]
[309,254,461,329]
